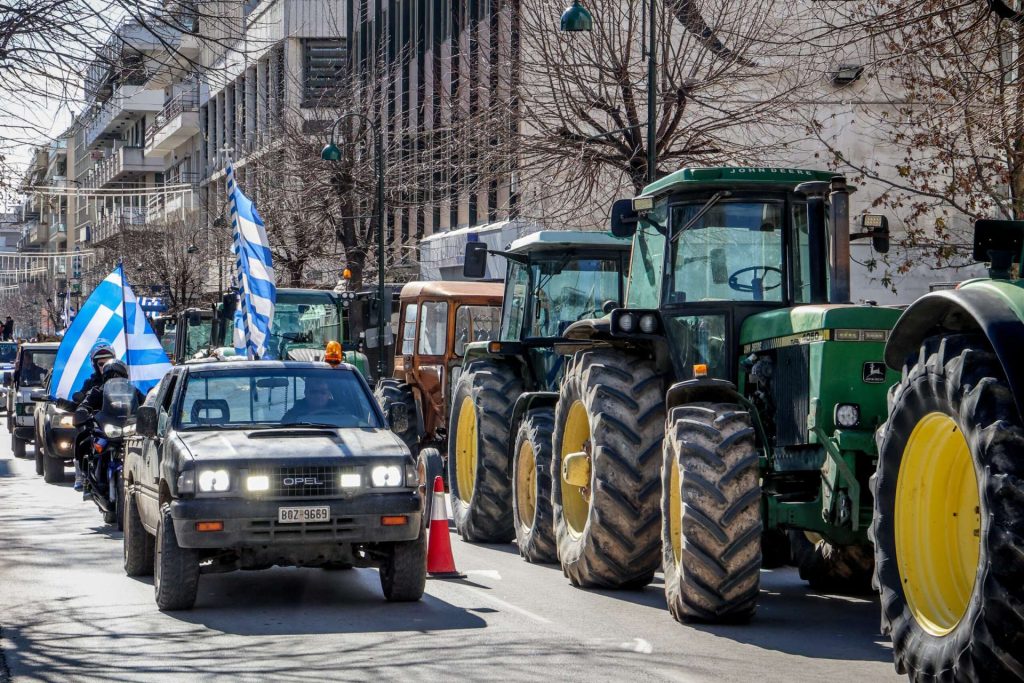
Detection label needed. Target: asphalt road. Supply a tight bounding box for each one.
[0,424,901,682]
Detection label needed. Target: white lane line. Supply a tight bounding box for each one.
[621,637,653,654]
[464,569,502,580]
[461,586,552,624]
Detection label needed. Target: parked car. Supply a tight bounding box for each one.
[122,359,425,610]
[6,342,59,459]
[0,341,17,415]
[32,369,77,482]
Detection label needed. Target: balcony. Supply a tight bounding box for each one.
[87,146,165,188]
[48,223,68,246]
[91,207,153,245]
[146,91,201,154]
[84,85,165,149]
[28,222,50,246]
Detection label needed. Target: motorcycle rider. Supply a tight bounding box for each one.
[70,345,116,490]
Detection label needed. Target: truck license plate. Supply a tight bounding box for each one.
[278,506,330,524]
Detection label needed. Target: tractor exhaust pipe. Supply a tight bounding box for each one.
[829,176,851,304]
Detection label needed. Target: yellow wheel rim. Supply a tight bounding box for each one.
[516,440,537,530]
[895,412,981,636]
[560,401,591,535]
[455,396,478,503]
[669,458,681,567]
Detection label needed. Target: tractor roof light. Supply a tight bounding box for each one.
[639,313,658,334]
[618,313,636,333]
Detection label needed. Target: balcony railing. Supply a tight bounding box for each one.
[91,207,152,244]
[148,90,200,144]
[87,145,164,188]
[84,85,165,149]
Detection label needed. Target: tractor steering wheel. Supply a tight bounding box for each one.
[728,266,783,301]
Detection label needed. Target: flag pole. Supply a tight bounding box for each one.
[117,260,130,373]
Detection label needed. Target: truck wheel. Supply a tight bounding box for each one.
[154,502,200,610]
[662,403,761,623]
[12,435,25,459]
[552,350,664,588]
[874,333,1024,679]
[375,379,420,452]
[115,473,125,531]
[448,360,522,543]
[124,489,155,576]
[379,529,427,601]
[35,445,44,476]
[789,531,873,594]
[43,452,63,484]
[512,407,557,564]
[417,447,444,525]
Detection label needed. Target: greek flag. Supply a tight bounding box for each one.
[48,265,172,399]
[226,164,276,359]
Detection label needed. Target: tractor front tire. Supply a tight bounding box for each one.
[552,350,664,588]
[874,333,1024,680]
[375,379,419,452]
[447,360,522,543]
[512,407,557,563]
[662,403,761,623]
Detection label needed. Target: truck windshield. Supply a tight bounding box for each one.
[18,350,56,386]
[178,368,381,430]
[528,256,621,338]
[670,201,785,304]
[0,343,16,363]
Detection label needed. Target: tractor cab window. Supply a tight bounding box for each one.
[401,303,418,354]
[501,262,530,341]
[455,305,501,356]
[670,201,785,304]
[626,203,668,309]
[417,301,449,356]
[790,202,824,304]
[528,256,621,338]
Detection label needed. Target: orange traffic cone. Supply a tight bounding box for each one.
[426,475,464,579]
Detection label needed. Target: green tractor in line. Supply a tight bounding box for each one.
[449,231,631,562]
[871,219,1024,680]
[553,167,898,612]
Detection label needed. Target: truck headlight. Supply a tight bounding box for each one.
[834,403,861,428]
[57,414,75,428]
[177,470,196,494]
[371,465,403,487]
[340,473,361,488]
[198,469,230,492]
[103,423,123,438]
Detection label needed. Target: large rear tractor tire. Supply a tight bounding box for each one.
[447,360,522,543]
[552,349,664,588]
[375,379,419,452]
[511,407,557,563]
[789,531,873,594]
[874,333,1024,680]
[662,403,761,623]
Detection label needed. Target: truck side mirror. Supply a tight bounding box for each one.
[463,242,488,279]
[610,199,638,238]
[136,405,159,437]
[710,248,728,283]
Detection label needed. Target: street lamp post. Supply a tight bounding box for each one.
[561,0,657,183]
[321,113,387,380]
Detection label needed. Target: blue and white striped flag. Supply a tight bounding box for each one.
[48,265,172,399]
[226,164,276,359]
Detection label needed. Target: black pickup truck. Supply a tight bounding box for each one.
[122,359,425,610]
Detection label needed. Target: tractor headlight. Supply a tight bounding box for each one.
[639,314,658,334]
[102,423,123,438]
[371,465,403,487]
[198,469,230,492]
[57,414,75,428]
[618,313,636,332]
[834,403,861,428]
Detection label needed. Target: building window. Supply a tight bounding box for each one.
[303,39,347,107]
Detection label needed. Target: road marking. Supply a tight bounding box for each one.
[621,637,653,654]
[464,569,502,580]
[461,586,552,624]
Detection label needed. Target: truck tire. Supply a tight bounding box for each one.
[789,531,873,594]
[552,350,664,588]
[448,360,522,543]
[375,379,420,452]
[379,529,427,601]
[124,488,155,576]
[35,445,44,476]
[43,452,63,484]
[12,434,25,459]
[154,502,200,610]
[662,403,761,623]
[874,333,1024,680]
[512,407,557,563]
[417,447,444,525]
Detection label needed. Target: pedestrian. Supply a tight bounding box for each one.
[1,316,11,341]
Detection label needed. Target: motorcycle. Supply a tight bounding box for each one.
[60,378,139,529]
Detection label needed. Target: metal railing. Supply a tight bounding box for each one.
[146,90,201,146]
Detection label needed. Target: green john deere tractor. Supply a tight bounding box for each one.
[872,219,1024,680]
[449,231,631,562]
[554,167,898,617]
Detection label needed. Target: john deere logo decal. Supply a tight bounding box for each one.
[863,362,886,384]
